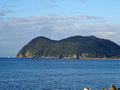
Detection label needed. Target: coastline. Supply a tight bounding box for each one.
[15,57,120,60]
[1,56,120,60]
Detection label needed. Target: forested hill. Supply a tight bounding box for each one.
[16,35,120,59]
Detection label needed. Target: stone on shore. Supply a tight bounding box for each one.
[109,84,116,90]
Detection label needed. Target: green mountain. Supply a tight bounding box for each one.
[16,35,120,59]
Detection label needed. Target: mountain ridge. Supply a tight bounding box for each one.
[17,35,120,59]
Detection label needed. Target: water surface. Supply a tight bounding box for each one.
[0,58,120,90]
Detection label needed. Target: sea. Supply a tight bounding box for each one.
[0,58,120,90]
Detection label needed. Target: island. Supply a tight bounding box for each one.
[16,35,120,59]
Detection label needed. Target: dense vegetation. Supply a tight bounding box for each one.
[17,35,120,59]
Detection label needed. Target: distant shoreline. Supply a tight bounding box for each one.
[1,57,120,60]
[15,57,120,60]
[81,58,120,60]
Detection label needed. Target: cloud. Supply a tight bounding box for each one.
[0,9,13,16]
[91,31,116,37]
[0,15,114,37]
[2,41,12,45]
[0,15,106,41]
[0,15,119,40]
[43,5,58,9]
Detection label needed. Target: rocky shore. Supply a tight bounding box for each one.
[84,85,120,90]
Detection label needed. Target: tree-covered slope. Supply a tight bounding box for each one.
[16,36,120,59]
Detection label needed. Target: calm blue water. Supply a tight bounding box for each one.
[0,58,120,90]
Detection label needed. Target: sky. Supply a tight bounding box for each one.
[0,0,120,57]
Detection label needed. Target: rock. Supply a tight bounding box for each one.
[84,87,92,90]
[116,88,120,90]
[109,85,116,90]
[84,88,89,90]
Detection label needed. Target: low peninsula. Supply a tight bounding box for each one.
[16,35,120,59]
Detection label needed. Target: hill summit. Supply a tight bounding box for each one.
[17,35,120,59]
